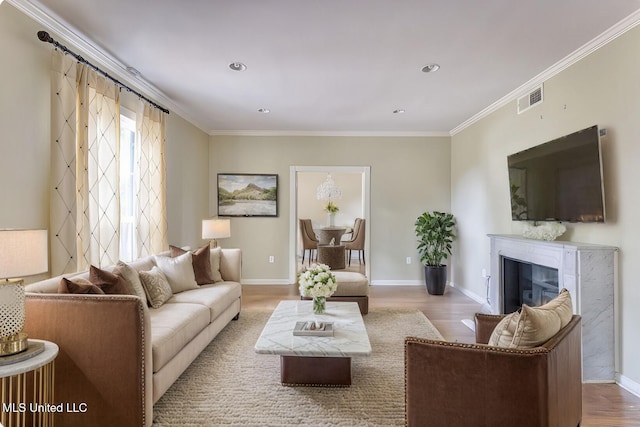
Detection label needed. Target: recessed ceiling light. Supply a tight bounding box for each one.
[393,109,405,114]
[421,63,440,73]
[229,62,247,71]
[258,108,270,114]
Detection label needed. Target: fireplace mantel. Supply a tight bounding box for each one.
[488,234,617,382]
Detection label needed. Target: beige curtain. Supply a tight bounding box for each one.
[50,50,79,275]
[76,67,121,270]
[135,101,168,257]
[49,49,167,272]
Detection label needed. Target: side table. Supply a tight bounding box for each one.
[0,339,59,427]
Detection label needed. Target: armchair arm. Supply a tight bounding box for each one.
[220,248,242,283]
[24,294,152,427]
[474,312,505,344]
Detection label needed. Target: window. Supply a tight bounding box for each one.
[119,111,137,262]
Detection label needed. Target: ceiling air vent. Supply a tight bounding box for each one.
[517,84,544,114]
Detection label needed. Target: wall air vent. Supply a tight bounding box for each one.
[517,84,544,114]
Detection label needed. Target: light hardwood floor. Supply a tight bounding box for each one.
[242,280,640,425]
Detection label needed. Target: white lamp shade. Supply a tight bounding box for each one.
[0,229,49,279]
[202,219,231,240]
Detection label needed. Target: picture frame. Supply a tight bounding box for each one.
[217,173,278,217]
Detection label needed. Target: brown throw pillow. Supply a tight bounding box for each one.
[89,265,132,295]
[170,244,214,285]
[58,277,105,294]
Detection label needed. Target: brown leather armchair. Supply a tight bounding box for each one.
[405,313,582,427]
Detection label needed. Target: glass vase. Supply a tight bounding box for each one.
[313,296,326,314]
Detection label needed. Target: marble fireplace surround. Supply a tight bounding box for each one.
[488,234,617,382]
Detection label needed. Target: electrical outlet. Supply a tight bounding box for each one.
[482,268,489,278]
[268,256,274,264]
[406,257,412,265]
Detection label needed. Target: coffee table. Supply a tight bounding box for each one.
[254,300,371,386]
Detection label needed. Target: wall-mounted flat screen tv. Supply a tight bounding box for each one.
[507,125,605,223]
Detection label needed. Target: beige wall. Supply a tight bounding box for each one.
[0,3,51,230]
[451,25,640,386]
[0,4,210,270]
[209,135,451,283]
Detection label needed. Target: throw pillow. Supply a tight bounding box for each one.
[535,288,573,328]
[510,304,562,348]
[487,311,519,347]
[113,261,148,303]
[154,252,199,293]
[488,288,573,348]
[89,265,132,295]
[170,244,214,285]
[58,277,105,294]
[210,247,223,282]
[139,266,173,308]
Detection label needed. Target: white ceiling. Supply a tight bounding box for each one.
[18,0,640,135]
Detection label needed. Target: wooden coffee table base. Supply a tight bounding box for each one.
[280,355,351,387]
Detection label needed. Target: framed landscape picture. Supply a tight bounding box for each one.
[217,173,278,217]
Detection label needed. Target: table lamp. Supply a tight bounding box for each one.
[202,219,231,248]
[0,229,48,356]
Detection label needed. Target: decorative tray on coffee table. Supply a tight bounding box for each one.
[293,321,334,337]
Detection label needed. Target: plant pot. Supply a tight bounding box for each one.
[424,265,447,295]
[327,213,335,227]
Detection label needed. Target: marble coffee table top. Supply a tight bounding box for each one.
[254,300,372,357]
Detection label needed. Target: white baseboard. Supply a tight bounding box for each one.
[449,282,486,305]
[617,373,640,397]
[370,280,423,286]
[241,279,291,285]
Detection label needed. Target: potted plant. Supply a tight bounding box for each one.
[415,211,456,295]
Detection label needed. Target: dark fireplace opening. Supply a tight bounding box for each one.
[502,257,559,314]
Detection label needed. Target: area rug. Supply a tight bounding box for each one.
[152,308,444,426]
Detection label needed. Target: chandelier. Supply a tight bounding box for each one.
[316,174,342,201]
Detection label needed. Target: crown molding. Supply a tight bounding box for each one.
[449,9,640,136]
[209,129,450,137]
[9,0,210,132]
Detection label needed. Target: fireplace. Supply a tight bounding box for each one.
[502,257,559,314]
[488,234,617,382]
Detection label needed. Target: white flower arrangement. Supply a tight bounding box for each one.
[522,221,566,241]
[298,263,338,298]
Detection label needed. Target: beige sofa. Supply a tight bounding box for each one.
[24,248,242,427]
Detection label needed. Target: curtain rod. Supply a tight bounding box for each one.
[37,31,170,115]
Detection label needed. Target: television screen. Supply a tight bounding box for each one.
[507,125,605,222]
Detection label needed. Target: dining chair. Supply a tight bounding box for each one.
[345,218,365,265]
[299,219,319,265]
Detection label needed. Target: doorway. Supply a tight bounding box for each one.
[289,166,371,283]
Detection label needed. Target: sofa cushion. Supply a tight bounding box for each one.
[154,252,199,293]
[89,265,132,295]
[332,272,369,296]
[139,266,173,308]
[58,277,104,294]
[113,261,148,304]
[149,302,211,372]
[170,244,214,285]
[168,282,241,322]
